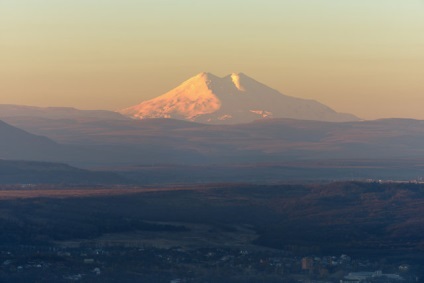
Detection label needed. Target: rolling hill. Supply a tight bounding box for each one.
[4,116,424,166]
[0,159,127,184]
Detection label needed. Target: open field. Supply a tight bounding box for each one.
[57,222,260,251]
[0,185,208,200]
[0,182,423,257]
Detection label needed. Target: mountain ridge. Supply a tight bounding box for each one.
[0,159,128,184]
[0,104,128,121]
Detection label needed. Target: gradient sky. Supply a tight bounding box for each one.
[1,0,423,120]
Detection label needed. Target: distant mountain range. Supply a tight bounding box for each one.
[119,72,359,124]
[1,101,424,182]
[2,110,424,166]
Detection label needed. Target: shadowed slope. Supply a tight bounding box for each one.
[0,120,62,160]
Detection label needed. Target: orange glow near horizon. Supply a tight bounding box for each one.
[1,1,423,120]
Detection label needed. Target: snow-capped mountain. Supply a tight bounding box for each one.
[119,72,359,124]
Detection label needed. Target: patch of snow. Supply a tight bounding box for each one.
[250,110,273,118]
[231,73,245,91]
[218,114,233,120]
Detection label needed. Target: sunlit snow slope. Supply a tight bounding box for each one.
[120,72,359,124]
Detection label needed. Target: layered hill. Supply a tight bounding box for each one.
[0,120,127,184]
[5,116,424,166]
[3,113,424,181]
[0,160,127,184]
[0,119,64,161]
[119,72,359,124]
[0,119,119,166]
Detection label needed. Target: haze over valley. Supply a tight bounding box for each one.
[1,74,424,282]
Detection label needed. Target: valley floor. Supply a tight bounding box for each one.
[0,182,423,282]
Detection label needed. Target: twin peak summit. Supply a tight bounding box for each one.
[119,72,358,124]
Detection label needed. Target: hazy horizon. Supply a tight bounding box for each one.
[1,1,424,120]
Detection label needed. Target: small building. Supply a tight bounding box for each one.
[399,264,409,272]
[301,257,314,271]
